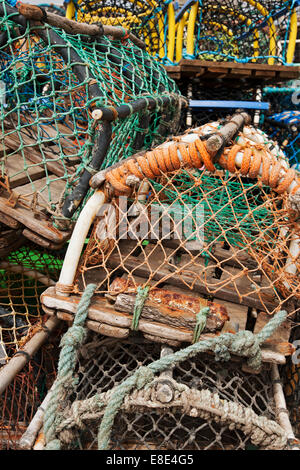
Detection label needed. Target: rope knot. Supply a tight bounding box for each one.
[231,330,261,369]
[135,366,154,390]
[214,341,231,362]
[213,330,262,370]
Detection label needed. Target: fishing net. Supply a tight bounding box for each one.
[0,1,181,249]
[0,243,65,450]
[282,310,300,439]
[0,244,63,363]
[41,115,299,373]
[262,86,300,169]
[38,3,66,16]
[0,336,62,450]
[32,332,297,450]
[181,0,298,65]
[71,0,169,59]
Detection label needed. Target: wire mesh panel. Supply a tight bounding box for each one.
[183,0,299,65]
[0,1,181,248]
[43,334,290,450]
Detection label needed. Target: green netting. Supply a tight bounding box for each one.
[0,244,63,362]
[0,0,181,234]
[152,169,276,251]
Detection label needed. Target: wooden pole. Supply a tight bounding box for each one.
[0,316,60,395]
[18,385,54,449]
[271,363,299,447]
[205,112,251,156]
[17,3,146,50]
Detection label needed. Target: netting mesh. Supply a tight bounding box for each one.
[262,86,300,168]
[74,123,299,328]
[71,0,299,64]
[0,241,65,450]
[0,1,180,245]
[0,330,62,449]
[50,334,283,450]
[185,0,298,65]
[0,245,63,362]
[75,0,167,60]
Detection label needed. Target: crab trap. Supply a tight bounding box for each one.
[19,331,298,450]
[262,85,300,168]
[0,244,64,449]
[175,0,299,65]
[68,0,169,59]
[0,1,182,250]
[36,112,300,447]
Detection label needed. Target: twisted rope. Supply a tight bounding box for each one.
[42,286,287,450]
[104,134,300,196]
[43,283,97,450]
[56,385,287,450]
[97,309,287,449]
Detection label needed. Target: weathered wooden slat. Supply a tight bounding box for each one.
[0,211,21,229]
[105,242,278,311]
[15,175,66,205]
[0,197,67,243]
[3,134,69,178]
[166,60,300,83]
[110,277,229,333]
[41,287,287,364]
[3,156,46,189]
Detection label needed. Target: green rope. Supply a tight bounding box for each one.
[131,285,150,330]
[97,309,288,449]
[42,290,287,450]
[43,283,97,450]
[192,306,210,343]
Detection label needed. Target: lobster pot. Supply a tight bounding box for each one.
[73,0,168,58]
[42,119,300,372]
[41,333,291,450]
[183,0,298,65]
[177,80,256,131]
[282,312,300,440]
[0,335,62,450]
[0,1,181,249]
[262,86,300,168]
[0,244,63,363]
[0,244,64,449]
[263,111,300,169]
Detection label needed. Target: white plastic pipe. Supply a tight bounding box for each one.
[57,190,106,293]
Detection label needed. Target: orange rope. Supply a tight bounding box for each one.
[105,138,300,196]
